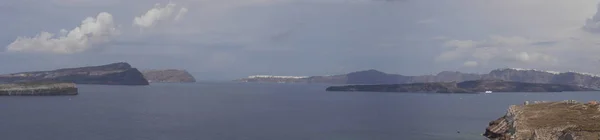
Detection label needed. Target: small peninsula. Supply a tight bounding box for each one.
[0,62,149,85]
[326,80,594,93]
[141,69,196,83]
[485,100,600,139]
[0,82,78,96]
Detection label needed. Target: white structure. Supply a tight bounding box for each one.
[499,68,600,77]
[247,75,308,79]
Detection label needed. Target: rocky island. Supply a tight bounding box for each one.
[0,82,78,96]
[326,80,594,93]
[484,100,600,139]
[0,62,149,85]
[141,69,196,83]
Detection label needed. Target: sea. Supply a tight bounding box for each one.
[1,82,599,140]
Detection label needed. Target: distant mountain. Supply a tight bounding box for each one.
[235,70,479,84]
[142,69,196,83]
[484,68,557,83]
[236,68,600,88]
[0,62,149,85]
[326,79,594,93]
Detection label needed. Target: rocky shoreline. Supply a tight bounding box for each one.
[484,100,600,139]
[0,82,78,96]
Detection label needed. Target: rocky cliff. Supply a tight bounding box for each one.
[236,68,600,88]
[0,62,149,85]
[142,69,196,83]
[484,100,600,140]
[325,80,594,93]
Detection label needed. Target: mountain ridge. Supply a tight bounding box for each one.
[235,68,600,88]
[326,79,595,93]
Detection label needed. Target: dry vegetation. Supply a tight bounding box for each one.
[522,102,600,132]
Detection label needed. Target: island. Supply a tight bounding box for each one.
[237,68,600,89]
[141,69,196,83]
[484,100,600,139]
[0,82,78,96]
[325,80,594,93]
[0,62,149,85]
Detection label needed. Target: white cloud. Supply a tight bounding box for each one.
[511,52,555,63]
[435,40,477,62]
[174,8,188,22]
[6,12,119,54]
[463,61,478,67]
[133,2,188,29]
[584,3,600,33]
[437,36,558,65]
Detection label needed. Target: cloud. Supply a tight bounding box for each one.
[4,0,600,77]
[508,52,556,63]
[133,2,188,29]
[583,2,600,33]
[174,8,188,22]
[463,61,478,67]
[435,40,477,62]
[6,12,119,54]
[437,36,558,65]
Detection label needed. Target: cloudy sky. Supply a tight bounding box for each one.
[2,0,600,80]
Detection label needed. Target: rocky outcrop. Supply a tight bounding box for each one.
[0,62,149,85]
[484,100,600,140]
[0,82,78,96]
[326,80,594,93]
[142,69,196,83]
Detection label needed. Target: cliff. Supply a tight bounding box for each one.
[0,82,78,96]
[236,68,600,88]
[325,80,594,93]
[484,100,600,140]
[0,62,149,85]
[142,69,196,83]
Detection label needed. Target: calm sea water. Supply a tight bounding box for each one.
[1,82,599,140]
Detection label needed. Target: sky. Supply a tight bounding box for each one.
[2,0,600,80]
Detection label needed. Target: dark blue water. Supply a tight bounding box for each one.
[1,82,599,140]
